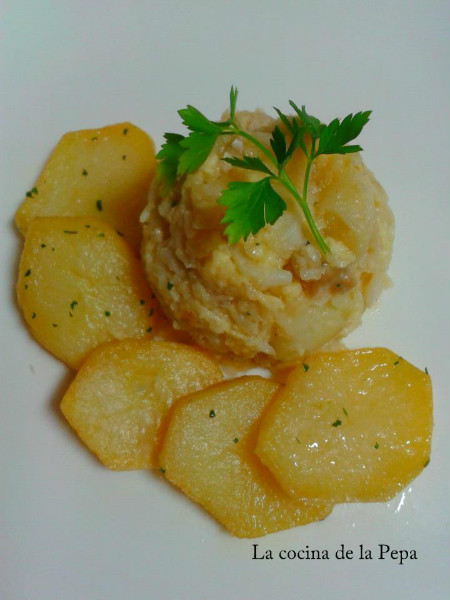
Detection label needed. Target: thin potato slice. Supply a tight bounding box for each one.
[256,348,432,503]
[60,340,223,469]
[160,377,332,538]
[17,216,158,369]
[15,123,155,252]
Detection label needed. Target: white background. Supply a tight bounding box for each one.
[1,1,449,599]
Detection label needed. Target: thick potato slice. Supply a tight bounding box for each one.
[256,348,432,503]
[159,376,332,537]
[60,340,223,469]
[17,216,158,369]
[15,122,155,252]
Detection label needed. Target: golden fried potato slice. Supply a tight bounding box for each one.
[15,122,155,252]
[17,216,158,369]
[160,376,332,537]
[60,340,223,469]
[256,348,432,503]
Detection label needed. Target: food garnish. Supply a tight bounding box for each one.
[157,87,371,254]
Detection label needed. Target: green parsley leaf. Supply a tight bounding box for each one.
[332,419,342,427]
[270,126,287,164]
[222,156,273,176]
[177,132,219,175]
[178,105,224,134]
[315,111,371,157]
[218,178,286,244]
[156,133,186,188]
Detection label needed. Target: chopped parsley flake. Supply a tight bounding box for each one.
[160,466,166,475]
[91,136,98,141]
[336,283,341,288]
[24,268,31,277]
[139,299,145,305]
[146,327,153,333]
[233,438,239,443]
[52,323,58,328]
[24,284,28,290]
[97,232,105,238]
[63,230,78,234]
[167,282,174,290]
[122,155,127,160]
[104,311,111,317]
[302,363,309,372]
[96,199,103,211]
[116,230,124,237]
[425,367,429,375]
[25,187,38,198]
[82,169,88,176]
[332,419,342,427]
[40,243,47,248]
[123,128,128,135]
[209,409,216,418]
[31,312,36,319]
[295,436,301,444]
[374,442,379,449]
[148,308,154,316]
[343,408,348,416]
[70,300,78,310]
[394,360,400,366]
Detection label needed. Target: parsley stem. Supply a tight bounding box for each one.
[278,170,330,255]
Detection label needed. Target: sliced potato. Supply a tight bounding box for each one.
[61,340,223,469]
[160,376,332,537]
[17,216,158,369]
[15,122,155,252]
[256,348,432,503]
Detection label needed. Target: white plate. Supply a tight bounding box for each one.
[1,2,449,599]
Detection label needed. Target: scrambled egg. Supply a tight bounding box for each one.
[141,111,394,362]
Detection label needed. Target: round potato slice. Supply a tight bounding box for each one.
[159,376,332,538]
[17,216,159,369]
[15,122,156,252]
[60,340,223,469]
[256,348,433,503]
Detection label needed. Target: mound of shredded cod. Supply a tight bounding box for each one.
[141,110,394,362]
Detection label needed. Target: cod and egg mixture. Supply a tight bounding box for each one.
[141,110,394,362]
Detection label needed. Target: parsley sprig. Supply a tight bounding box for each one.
[156,87,371,254]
